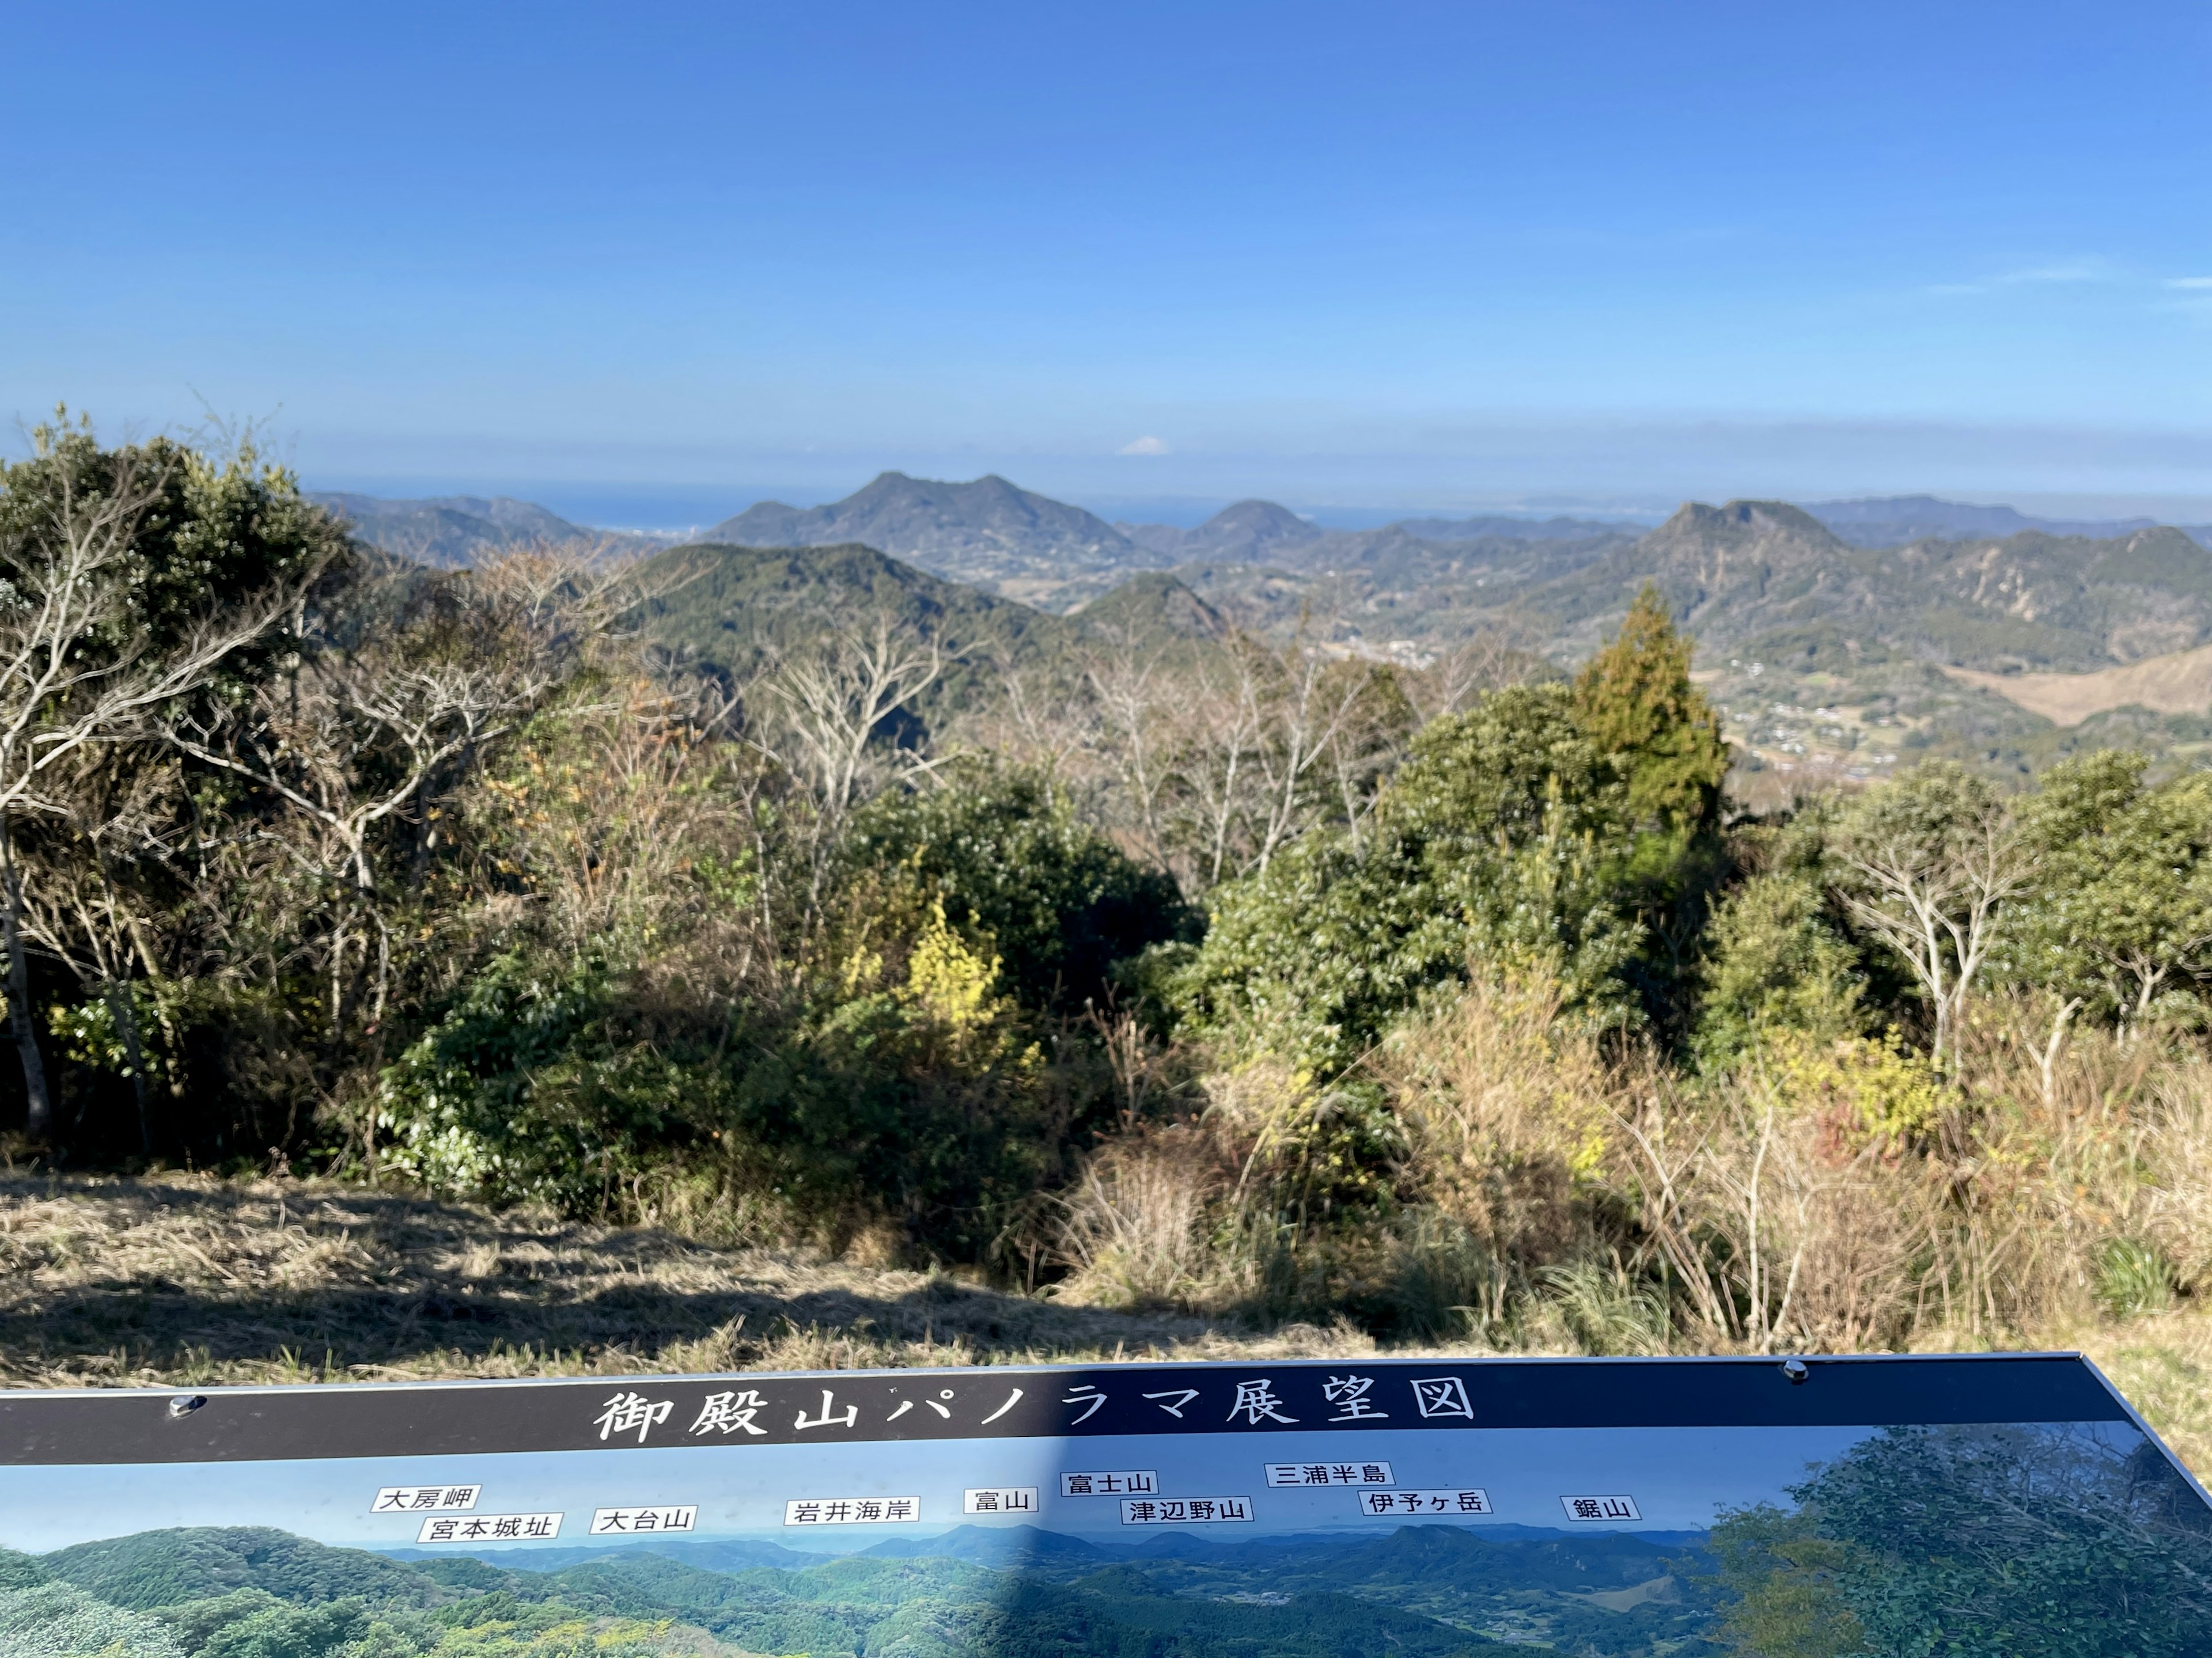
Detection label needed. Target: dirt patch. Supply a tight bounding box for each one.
[1945,643,2212,727]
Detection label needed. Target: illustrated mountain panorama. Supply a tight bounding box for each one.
[0,1518,1716,1657]
[10,1418,2208,1657]
[315,473,2212,780]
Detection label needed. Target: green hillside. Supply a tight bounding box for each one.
[46,1526,436,1611]
[637,540,1088,712]
[4,1523,1701,1656]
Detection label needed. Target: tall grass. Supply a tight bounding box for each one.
[1052,966,2212,1356]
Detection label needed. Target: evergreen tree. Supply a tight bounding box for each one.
[1571,584,1733,1037]
[1571,584,1730,833]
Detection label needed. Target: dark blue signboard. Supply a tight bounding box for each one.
[1,1353,2205,1654]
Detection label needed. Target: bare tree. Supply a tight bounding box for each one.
[968,652,1099,785]
[165,551,630,1081]
[1831,762,2033,1071]
[0,442,316,1138]
[753,613,946,915]
[1084,632,1175,866]
[1247,644,1395,869]
[13,750,190,1152]
[1403,621,1539,724]
[1166,643,1267,890]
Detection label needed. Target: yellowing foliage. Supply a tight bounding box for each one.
[1761,1027,1948,1155]
[903,901,1006,1035]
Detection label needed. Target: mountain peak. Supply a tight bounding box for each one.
[1649,499,1846,553]
[703,472,1137,586]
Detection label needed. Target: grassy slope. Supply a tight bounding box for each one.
[1,1174,2205,1481]
[0,1174,1372,1388]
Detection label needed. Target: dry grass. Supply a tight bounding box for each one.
[0,1170,2204,1479]
[2077,1314,2212,1480]
[1944,644,2212,726]
[0,1171,1386,1388]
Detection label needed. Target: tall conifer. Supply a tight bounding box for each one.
[1571,585,1730,832]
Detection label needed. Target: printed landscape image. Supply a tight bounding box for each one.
[4,1417,2205,1655]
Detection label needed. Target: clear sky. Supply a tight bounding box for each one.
[6,2,2211,523]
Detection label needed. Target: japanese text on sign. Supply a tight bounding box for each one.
[1410,1376,1474,1419]
[690,1390,768,1437]
[1321,1374,1388,1421]
[1358,1489,1492,1517]
[593,1392,674,1444]
[783,1497,919,1526]
[417,1513,562,1543]
[963,1487,1038,1514]
[1560,1494,1641,1522]
[1059,1470,1157,1496]
[1265,1461,1393,1488]
[1120,1496,1254,1525]
[589,1506,697,1534]
[372,1485,480,1513]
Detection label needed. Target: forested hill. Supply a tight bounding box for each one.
[308,494,603,567]
[634,541,1233,722]
[1522,499,2212,671]
[640,541,1081,670]
[706,472,1139,605]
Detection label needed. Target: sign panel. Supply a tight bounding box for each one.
[0,1354,2204,1655]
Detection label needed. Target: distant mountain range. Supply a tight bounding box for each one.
[704,475,1658,609]
[1525,499,2212,670]
[317,474,2212,771]
[324,473,2212,674]
[1808,494,2212,549]
[307,492,668,567]
[319,476,2212,594]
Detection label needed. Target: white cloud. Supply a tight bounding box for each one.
[1927,260,2122,299]
[2165,276,2212,290]
[1992,261,2107,285]
[1117,435,1171,457]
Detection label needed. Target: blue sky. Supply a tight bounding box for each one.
[6,2,2211,523]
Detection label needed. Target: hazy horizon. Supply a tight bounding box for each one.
[299,468,2212,538]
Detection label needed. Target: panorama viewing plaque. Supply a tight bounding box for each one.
[0,1353,2205,1654]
